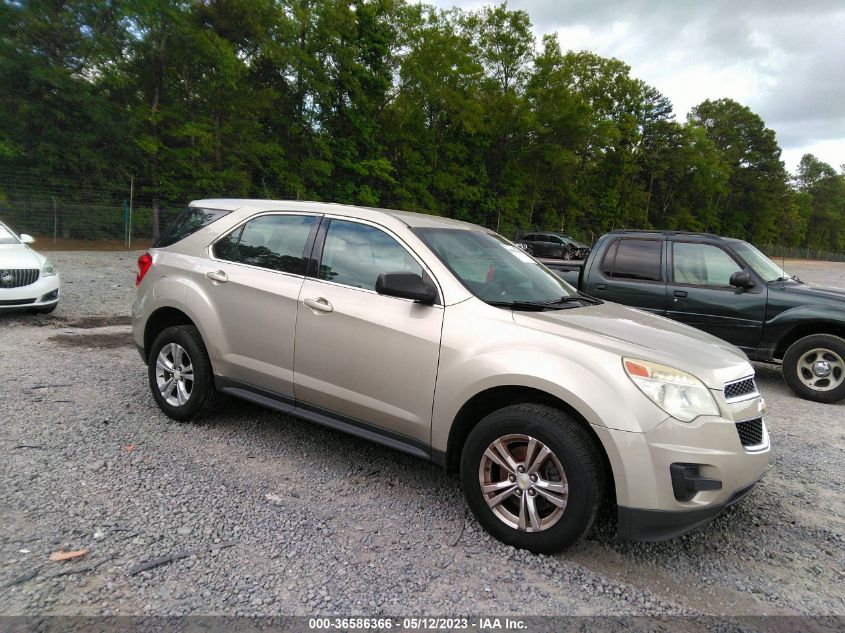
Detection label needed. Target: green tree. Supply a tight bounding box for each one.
[460,3,535,231]
[794,154,845,251]
[0,0,130,237]
[381,5,486,216]
[688,98,790,242]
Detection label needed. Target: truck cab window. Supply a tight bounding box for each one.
[672,242,742,287]
[602,239,662,281]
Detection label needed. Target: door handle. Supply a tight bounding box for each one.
[206,270,229,283]
[595,283,607,290]
[303,297,333,313]
[673,290,688,298]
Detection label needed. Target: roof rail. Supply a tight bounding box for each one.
[607,229,724,239]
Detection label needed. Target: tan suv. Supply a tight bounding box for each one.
[132,200,770,553]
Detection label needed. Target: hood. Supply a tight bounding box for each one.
[512,301,752,389]
[0,243,42,269]
[776,281,845,306]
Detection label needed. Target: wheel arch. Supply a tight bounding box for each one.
[443,385,615,502]
[773,320,845,360]
[143,306,197,361]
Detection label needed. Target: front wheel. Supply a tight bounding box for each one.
[783,334,845,403]
[460,404,605,554]
[148,325,221,421]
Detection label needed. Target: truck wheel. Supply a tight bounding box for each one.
[783,334,845,403]
[148,325,221,421]
[460,404,605,553]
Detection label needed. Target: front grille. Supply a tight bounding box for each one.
[0,268,40,288]
[736,418,764,447]
[724,376,757,400]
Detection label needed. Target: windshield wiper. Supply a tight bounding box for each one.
[550,294,603,306]
[487,294,602,311]
[487,300,562,311]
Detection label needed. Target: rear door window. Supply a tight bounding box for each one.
[213,214,317,274]
[155,207,231,248]
[602,239,662,281]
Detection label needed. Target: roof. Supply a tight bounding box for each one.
[607,229,740,241]
[189,199,486,231]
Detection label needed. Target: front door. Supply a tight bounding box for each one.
[666,240,767,353]
[293,218,444,444]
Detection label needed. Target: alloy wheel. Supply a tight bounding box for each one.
[478,434,568,532]
[155,343,194,406]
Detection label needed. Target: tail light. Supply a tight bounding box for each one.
[136,252,153,286]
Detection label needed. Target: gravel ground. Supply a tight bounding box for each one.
[1,253,843,616]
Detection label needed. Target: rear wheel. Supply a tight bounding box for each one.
[783,334,845,403]
[460,404,605,553]
[148,325,221,421]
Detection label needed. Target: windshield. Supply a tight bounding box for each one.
[731,242,789,282]
[0,224,20,245]
[414,228,581,306]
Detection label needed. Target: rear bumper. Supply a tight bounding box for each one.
[617,476,761,541]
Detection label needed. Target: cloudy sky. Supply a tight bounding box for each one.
[429,0,845,174]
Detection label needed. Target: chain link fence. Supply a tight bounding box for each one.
[0,196,184,250]
[757,243,845,263]
[2,174,843,262]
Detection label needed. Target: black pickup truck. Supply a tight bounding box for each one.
[541,230,845,403]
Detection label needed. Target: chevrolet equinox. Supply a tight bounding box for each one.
[132,200,770,552]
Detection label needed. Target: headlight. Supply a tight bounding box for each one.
[623,358,720,422]
[41,259,57,277]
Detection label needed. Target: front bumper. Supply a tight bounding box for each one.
[591,389,770,541]
[617,475,762,541]
[0,273,60,310]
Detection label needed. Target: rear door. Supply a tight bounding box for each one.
[583,237,667,315]
[293,217,444,445]
[195,212,320,397]
[665,240,766,353]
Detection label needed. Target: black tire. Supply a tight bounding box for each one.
[460,404,605,554]
[148,325,221,421]
[33,303,57,314]
[782,334,845,404]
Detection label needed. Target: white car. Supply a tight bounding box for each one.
[0,221,60,314]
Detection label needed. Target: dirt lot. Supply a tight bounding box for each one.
[1,254,843,617]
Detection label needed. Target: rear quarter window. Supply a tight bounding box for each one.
[601,238,663,281]
[154,207,231,248]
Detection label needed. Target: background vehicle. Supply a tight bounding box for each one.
[0,220,60,313]
[517,232,591,260]
[133,201,768,553]
[542,230,845,403]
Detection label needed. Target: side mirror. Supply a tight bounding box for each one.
[20,233,35,244]
[375,272,437,304]
[729,270,755,289]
